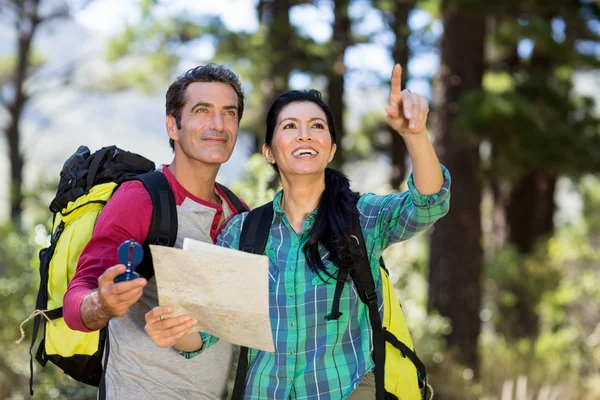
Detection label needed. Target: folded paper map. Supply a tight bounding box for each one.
[149,238,275,352]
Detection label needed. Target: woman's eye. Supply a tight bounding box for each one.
[283,123,296,129]
[312,123,324,129]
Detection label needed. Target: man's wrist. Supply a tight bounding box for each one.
[80,290,110,331]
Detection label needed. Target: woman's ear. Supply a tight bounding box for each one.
[328,143,337,163]
[262,144,275,164]
[166,115,179,142]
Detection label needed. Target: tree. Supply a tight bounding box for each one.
[454,0,600,339]
[327,0,351,163]
[377,0,416,188]
[0,0,90,228]
[428,0,487,374]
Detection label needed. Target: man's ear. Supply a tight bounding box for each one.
[166,115,179,142]
[328,143,337,163]
[262,144,275,164]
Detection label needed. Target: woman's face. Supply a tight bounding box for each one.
[263,101,336,178]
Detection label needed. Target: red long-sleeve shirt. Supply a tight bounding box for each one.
[63,165,243,332]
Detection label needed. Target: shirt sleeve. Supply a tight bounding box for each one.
[358,164,451,250]
[63,181,153,332]
[178,213,247,359]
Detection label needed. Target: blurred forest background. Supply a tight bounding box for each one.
[1,0,599,399]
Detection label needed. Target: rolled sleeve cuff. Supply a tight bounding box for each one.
[407,164,451,208]
[178,332,212,359]
[63,289,96,333]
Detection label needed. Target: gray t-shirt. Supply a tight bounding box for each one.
[102,169,238,399]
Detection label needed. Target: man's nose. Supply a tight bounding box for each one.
[210,112,224,131]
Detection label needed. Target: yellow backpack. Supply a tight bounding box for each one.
[26,145,247,395]
[26,146,157,393]
[231,202,430,400]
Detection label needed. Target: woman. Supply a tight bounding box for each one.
[145,64,451,399]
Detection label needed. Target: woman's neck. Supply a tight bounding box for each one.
[279,172,325,233]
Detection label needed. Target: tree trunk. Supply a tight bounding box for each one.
[428,1,486,374]
[327,0,351,164]
[500,13,556,339]
[5,0,39,228]
[387,0,414,189]
[255,0,294,152]
[506,171,557,254]
[498,170,557,339]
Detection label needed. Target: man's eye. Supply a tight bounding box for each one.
[197,108,208,113]
[225,110,236,116]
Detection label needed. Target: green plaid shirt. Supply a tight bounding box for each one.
[183,165,450,399]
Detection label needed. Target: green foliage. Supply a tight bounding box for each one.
[458,75,600,180]
[581,176,600,235]
[0,224,96,398]
[478,201,600,398]
[229,154,279,209]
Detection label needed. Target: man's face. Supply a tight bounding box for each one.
[168,82,240,166]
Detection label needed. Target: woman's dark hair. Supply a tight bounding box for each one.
[166,63,244,150]
[265,90,360,279]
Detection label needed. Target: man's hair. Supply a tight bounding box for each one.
[165,64,245,150]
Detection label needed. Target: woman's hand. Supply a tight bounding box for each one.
[144,306,199,349]
[385,64,429,136]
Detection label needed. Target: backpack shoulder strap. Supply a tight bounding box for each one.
[239,202,273,254]
[216,183,248,214]
[348,210,386,400]
[231,201,273,400]
[134,171,178,280]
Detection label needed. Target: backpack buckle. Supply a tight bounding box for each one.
[365,289,378,304]
[348,235,363,260]
[325,311,343,321]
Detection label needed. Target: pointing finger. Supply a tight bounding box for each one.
[388,64,403,107]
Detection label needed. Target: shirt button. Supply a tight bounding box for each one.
[289,379,293,384]
[291,322,296,327]
[290,350,295,355]
[289,293,294,298]
[428,196,436,205]
[290,266,295,270]
[293,243,298,248]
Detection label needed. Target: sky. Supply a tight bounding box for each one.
[73,0,440,96]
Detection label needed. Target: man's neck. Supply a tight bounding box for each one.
[168,158,221,203]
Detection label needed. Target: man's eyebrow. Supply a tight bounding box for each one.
[190,102,239,112]
[190,101,214,111]
[223,105,239,112]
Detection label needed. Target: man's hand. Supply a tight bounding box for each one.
[385,64,430,136]
[97,264,147,317]
[144,306,199,350]
[80,264,147,331]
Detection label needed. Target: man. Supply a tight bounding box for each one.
[63,64,246,399]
